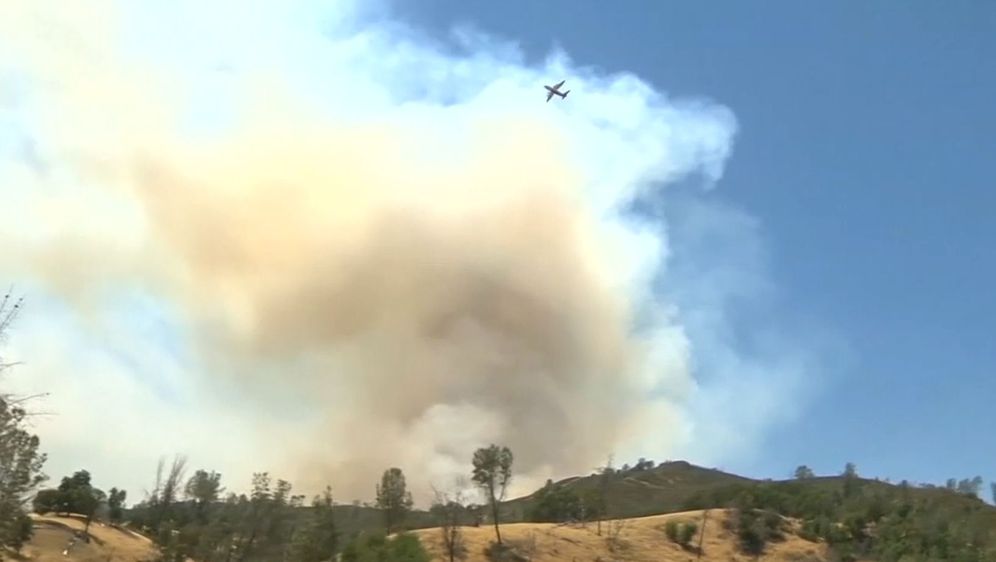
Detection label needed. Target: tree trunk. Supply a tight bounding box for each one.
[489,485,502,545]
[696,509,709,560]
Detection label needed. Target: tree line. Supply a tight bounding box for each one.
[685,462,996,561]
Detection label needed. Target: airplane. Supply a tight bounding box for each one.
[545,80,570,102]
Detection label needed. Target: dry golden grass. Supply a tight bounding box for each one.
[413,509,828,562]
[14,514,158,562]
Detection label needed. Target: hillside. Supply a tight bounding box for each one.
[16,514,158,562]
[414,509,828,562]
[50,460,995,562]
[500,461,754,521]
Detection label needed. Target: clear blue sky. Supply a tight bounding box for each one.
[395,1,996,485]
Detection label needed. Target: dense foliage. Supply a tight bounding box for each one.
[340,532,430,562]
[682,467,996,561]
[527,480,601,523]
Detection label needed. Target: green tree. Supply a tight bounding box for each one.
[375,468,414,534]
[794,465,815,479]
[54,470,106,536]
[991,481,995,505]
[186,469,223,520]
[289,486,338,562]
[107,487,127,524]
[0,294,49,552]
[955,476,983,497]
[471,444,513,545]
[528,482,584,523]
[842,462,859,497]
[33,488,60,514]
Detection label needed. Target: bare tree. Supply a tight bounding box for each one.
[593,454,614,536]
[151,454,188,530]
[696,509,710,560]
[606,518,628,553]
[431,484,469,562]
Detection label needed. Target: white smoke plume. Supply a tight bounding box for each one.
[0,0,813,503]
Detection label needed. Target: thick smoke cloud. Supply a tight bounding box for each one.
[0,1,758,501]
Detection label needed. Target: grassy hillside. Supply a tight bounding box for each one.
[414,509,828,562]
[112,461,995,561]
[16,514,158,562]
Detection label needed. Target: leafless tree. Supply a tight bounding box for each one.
[431,483,469,562]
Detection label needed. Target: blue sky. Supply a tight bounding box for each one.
[396,1,996,485]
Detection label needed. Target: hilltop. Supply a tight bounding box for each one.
[499,460,754,521]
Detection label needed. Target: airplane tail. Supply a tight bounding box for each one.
[563,90,570,98]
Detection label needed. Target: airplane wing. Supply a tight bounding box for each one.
[553,80,565,90]
[546,90,555,102]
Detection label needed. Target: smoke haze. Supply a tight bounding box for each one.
[0,1,817,503]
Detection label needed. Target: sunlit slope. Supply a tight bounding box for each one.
[414,509,829,562]
[20,515,157,562]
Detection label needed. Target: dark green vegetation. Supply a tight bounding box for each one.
[341,532,430,562]
[512,460,751,523]
[33,469,110,536]
[376,468,414,534]
[664,518,698,548]
[471,445,514,546]
[121,459,437,562]
[691,466,996,561]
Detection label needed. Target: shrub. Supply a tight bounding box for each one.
[678,521,698,546]
[341,531,429,562]
[664,520,680,543]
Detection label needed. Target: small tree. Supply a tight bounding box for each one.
[794,465,815,479]
[107,487,127,524]
[991,481,995,505]
[593,455,613,536]
[842,462,859,497]
[376,467,414,534]
[471,445,513,545]
[289,486,338,562]
[186,469,223,520]
[0,294,48,551]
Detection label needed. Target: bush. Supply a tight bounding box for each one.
[664,520,680,543]
[665,519,699,549]
[678,521,698,546]
[342,532,430,562]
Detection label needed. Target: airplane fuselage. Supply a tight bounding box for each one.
[545,85,566,97]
